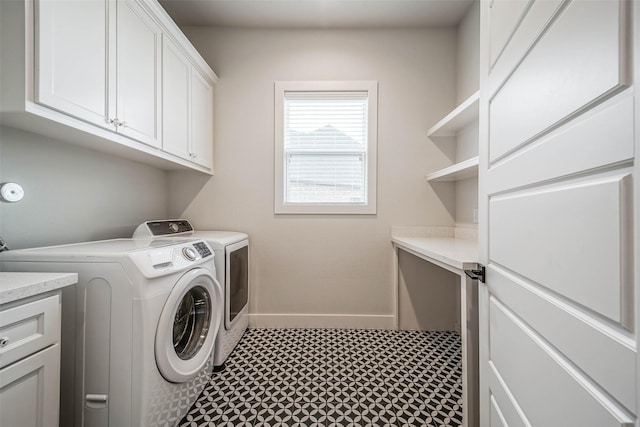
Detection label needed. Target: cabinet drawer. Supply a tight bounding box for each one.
[0,294,61,369]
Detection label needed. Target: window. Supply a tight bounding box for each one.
[275,81,378,214]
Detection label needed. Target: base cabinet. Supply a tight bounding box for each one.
[0,291,63,427]
[0,345,61,427]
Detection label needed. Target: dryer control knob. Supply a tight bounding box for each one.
[182,247,197,261]
[169,223,180,233]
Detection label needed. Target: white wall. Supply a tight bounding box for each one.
[0,126,169,249]
[398,249,458,331]
[457,0,480,104]
[455,1,480,227]
[169,27,457,327]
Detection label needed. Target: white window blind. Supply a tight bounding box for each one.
[284,93,368,204]
[275,81,377,215]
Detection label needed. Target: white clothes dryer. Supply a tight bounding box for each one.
[133,220,249,370]
[0,238,223,427]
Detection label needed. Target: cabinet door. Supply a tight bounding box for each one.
[190,69,214,170]
[116,0,161,148]
[36,0,113,129]
[161,35,190,159]
[0,344,60,427]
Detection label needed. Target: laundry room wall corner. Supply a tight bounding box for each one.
[167,27,458,327]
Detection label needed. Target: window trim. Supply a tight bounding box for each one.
[274,80,378,215]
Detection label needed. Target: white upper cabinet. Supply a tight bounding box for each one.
[38,0,162,148]
[161,35,191,160]
[1,0,217,173]
[161,35,214,170]
[116,0,162,148]
[36,0,112,129]
[190,68,214,170]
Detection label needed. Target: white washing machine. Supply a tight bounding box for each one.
[133,220,248,370]
[0,238,223,427]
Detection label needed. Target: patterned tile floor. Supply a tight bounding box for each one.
[179,329,463,426]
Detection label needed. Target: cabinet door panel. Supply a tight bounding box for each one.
[36,0,110,128]
[0,344,60,427]
[116,0,161,147]
[162,35,190,159]
[190,69,214,170]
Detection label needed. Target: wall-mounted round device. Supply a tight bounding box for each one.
[0,182,25,203]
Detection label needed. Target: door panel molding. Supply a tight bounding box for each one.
[490,298,635,426]
[488,265,636,412]
[488,361,530,427]
[489,0,630,163]
[489,395,509,427]
[489,0,533,69]
[488,0,567,99]
[490,172,633,327]
[487,91,634,195]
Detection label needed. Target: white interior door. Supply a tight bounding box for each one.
[479,1,638,426]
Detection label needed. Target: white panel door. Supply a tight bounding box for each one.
[190,69,214,170]
[161,35,191,160]
[0,345,61,427]
[479,1,637,426]
[36,0,113,129]
[116,0,161,148]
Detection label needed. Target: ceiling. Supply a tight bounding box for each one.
[158,0,474,29]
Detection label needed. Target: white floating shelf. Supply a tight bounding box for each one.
[427,91,480,137]
[426,156,479,182]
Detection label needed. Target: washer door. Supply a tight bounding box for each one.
[155,268,223,383]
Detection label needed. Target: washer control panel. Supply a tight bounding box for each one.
[192,241,212,257]
[129,240,215,278]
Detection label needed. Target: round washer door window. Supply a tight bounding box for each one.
[156,268,223,383]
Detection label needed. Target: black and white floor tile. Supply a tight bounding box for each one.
[179,329,462,426]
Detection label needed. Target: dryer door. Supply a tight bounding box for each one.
[225,239,249,329]
[155,268,223,383]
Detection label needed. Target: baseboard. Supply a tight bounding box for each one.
[248,313,396,330]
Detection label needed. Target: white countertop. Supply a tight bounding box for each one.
[391,226,478,272]
[392,236,478,271]
[0,272,78,305]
